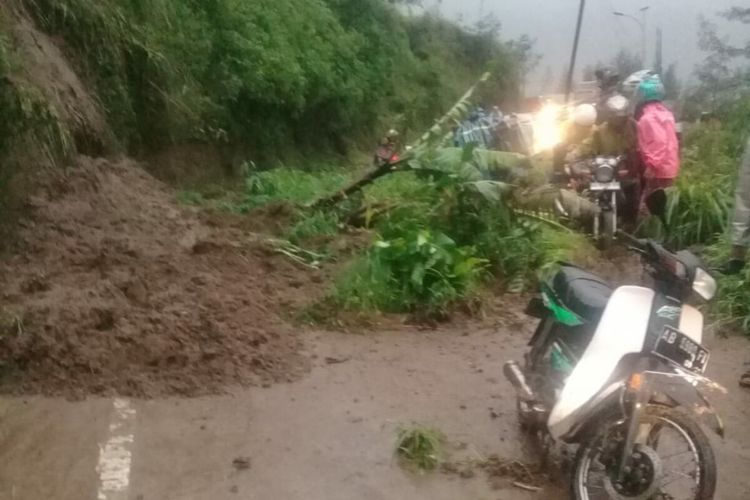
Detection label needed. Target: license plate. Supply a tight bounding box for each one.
[590,181,621,191]
[653,326,710,373]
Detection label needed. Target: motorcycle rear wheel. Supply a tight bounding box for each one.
[571,405,716,500]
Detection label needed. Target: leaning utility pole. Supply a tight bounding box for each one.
[564,0,586,103]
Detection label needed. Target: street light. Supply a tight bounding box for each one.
[613,6,649,67]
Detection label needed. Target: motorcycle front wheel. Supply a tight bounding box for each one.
[598,210,616,250]
[572,405,716,500]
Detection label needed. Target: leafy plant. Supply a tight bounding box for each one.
[335,229,486,314]
[395,425,444,471]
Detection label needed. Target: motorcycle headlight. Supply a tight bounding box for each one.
[692,267,717,301]
[594,164,615,183]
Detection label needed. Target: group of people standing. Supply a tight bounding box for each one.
[555,68,680,225]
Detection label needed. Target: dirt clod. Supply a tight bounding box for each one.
[0,158,312,398]
[324,356,350,365]
[232,457,252,471]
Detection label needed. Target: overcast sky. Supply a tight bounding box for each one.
[424,0,746,94]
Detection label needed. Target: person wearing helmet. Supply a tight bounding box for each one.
[551,103,598,181]
[563,94,642,226]
[567,94,635,162]
[635,75,680,212]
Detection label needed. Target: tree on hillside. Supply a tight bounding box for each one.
[692,6,750,110]
[722,7,750,27]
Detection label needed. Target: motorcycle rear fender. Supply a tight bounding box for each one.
[644,369,726,438]
[540,284,584,327]
[549,286,654,440]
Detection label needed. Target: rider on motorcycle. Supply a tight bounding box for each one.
[566,94,635,165]
[565,94,641,227]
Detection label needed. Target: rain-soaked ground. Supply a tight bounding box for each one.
[1,321,749,500]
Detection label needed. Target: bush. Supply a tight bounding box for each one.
[20,0,523,159]
[335,229,487,314]
[660,111,749,248]
[435,181,544,286]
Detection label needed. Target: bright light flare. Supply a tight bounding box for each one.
[532,102,564,154]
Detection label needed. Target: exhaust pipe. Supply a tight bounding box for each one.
[503,361,535,401]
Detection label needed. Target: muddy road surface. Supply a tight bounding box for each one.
[1,159,749,499]
[2,321,749,500]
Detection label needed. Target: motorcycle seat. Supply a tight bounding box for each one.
[552,265,613,322]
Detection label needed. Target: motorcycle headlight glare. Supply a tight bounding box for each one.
[594,164,615,183]
[692,267,717,301]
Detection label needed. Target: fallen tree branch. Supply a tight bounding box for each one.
[310,72,491,209]
[309,158,411,209]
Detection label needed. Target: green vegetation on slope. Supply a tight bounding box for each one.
[0,25,73,243]
[240,154,591,318]
[656,96,750,332]
[18,0,524,160]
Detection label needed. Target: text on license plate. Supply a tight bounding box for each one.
[653,326,710,373]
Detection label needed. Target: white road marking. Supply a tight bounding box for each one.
[96,398,136,500]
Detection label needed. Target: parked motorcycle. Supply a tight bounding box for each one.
[504,223,724,499]
[558,155,628,248]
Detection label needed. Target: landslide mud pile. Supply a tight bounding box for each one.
[0,157,312,398]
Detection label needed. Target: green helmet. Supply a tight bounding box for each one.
[638,76,665,102]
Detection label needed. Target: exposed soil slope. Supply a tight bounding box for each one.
[0,157,314,398]
[1,2,113,153]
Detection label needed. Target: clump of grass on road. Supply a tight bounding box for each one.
[396,425,445,471]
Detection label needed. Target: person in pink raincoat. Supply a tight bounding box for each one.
[635,76,680,211]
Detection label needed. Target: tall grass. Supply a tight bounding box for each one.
[665,101,750,333]
[243,168,350,208]
[660,119,746,248]
[664,175,732,248]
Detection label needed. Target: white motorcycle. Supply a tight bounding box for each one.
[504,229,725,499]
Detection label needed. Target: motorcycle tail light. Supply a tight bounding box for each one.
[628,373,644,391]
